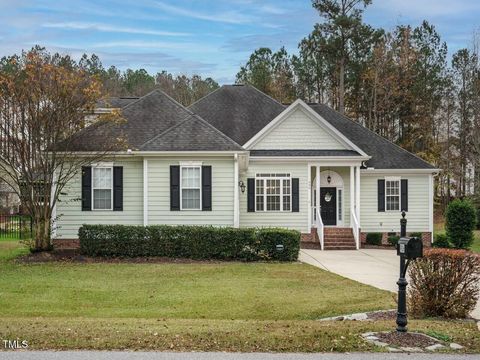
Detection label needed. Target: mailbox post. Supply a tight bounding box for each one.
[395,211,423,333]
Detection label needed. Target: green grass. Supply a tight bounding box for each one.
[0,241,479,352]
[434,221,480,253]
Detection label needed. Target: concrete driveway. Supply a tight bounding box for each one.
[299,248,480,320]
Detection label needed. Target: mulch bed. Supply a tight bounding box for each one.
[375,332,438,348]
[17,249,227,264]
[366,310,396,320]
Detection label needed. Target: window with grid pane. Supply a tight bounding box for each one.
[181,166,201,210]
[385,179,400,211]
[93,167,112,210]
[255,174,291,212]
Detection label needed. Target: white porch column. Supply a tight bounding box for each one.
[143,158,148,226]
[315,165,320,223]
[307,165,311,230]
[355,165,361,226]
[350,166,354,226]
[233,154,240,228]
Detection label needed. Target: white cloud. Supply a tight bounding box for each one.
[375,0,480,17]
[42,22,189,37]
[153,1,253,24]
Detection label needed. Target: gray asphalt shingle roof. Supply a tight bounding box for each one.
[96,97,140,108]
[68,90,242,152]
[190,85,434,169]
[249,150,362,157]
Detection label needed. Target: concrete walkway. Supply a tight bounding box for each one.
[299,248,480,320]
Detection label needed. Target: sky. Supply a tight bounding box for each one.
[0,0,479,84]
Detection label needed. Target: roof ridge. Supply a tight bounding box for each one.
[243,84,286,108]
[313,104,435,168]
[151,88,194,114]
[189,113,244,149]
[138,114,193,150]
[187,86,223,109]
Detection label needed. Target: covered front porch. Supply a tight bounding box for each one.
[307,163,362,250]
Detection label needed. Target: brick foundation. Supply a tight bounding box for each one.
[53,239,79,250]
[360,232,432,248]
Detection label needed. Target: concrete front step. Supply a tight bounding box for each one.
[324,245,357,250]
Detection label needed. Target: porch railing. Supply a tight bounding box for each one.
[315,208,324,250]
[0,214,32,240]
[351,210,360,250]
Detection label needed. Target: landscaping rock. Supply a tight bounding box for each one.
[450,343,464,350]
[426,344,445,351]
[372,340,389,347]
[400,346,424,352]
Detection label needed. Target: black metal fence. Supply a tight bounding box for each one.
[0,215,32,240]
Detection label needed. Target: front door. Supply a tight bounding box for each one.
[320,187,337,226]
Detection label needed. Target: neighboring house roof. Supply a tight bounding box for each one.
[96,97,139,109]
[67,90,242,152]
[250,150,362,157]
[191,85,434,169]
[188,84,285,146]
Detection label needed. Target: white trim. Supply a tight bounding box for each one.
[350,166,354,228]
[91,166,113,211]
[179,161,203,166]
[51,170,57,239]
[361,168,441,175]
[355,166,360,226]
[385,176,401,212]
[143,158,148,226]
[243,99,369,158]
[91,162,114,167]
[429,174,434,234]
[315,166,320,226]
[254,173,292,212]
[307,164,312,230]
[179,165,202,211]
[233,154,239,228]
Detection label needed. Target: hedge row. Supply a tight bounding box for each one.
[78,225,300,261]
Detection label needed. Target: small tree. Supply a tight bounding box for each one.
[0,47,123,251]
[445,199,477,249]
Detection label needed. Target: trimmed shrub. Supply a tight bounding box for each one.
[366,232,382,245]
[445,199,477,249]
[408,248,480,318]
[477,206,480,230]
[432,233,450,248]
[79,225,300,261]
[409,232,422,238]
[387,235,400,246]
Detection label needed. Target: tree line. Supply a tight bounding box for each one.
[236,0,480,213]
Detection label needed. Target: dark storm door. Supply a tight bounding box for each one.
[320,187,337,226]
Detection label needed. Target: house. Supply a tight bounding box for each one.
[54,85,439,250]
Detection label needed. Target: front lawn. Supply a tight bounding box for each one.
[0,241,479,352]
[434,221,480,253]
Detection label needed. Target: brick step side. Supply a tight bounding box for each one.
[324,245,357,250]
[324,233,355,239]
[324,239,356,244]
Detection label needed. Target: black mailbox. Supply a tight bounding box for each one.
[396,237,423,259]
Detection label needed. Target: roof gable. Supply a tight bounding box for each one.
[246,100,368,157]
[139,114,244,151]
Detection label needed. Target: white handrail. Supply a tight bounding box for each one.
[316,208,324,250]
[351,210,360,250]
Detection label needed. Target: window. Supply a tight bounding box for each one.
[385,178,400,211]
[255,174,291,212]
[181,166,201,210]
[92,167,113,210]
[338,189,342,221]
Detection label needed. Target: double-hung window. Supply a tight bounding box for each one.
[255,173,291,212]
[92,167,113,210]
[385,178,400,211]
[181,166,201,210]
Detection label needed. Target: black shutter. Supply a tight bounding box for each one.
[292,178,299,212]
[401,179,408,212]
[202,165,212,211]
[378,179,385,212]
[113,166,123,211]
[81,166,92,211]
[170,165,180,211]
[247,178,255,212]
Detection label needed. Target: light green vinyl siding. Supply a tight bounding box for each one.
[239,161,309,232]
[55,158,143,239]
[252,108,347,150]
[360,173,430,233]
[147,157,234,226]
